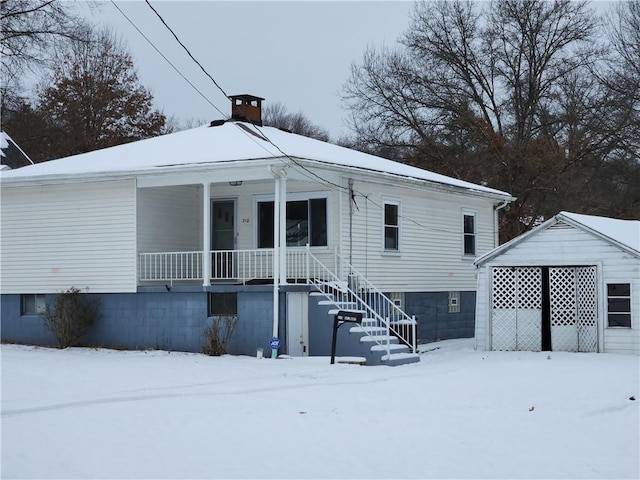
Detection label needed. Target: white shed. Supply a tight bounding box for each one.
[474,212,639,355]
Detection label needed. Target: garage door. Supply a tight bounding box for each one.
[491,266,597,352]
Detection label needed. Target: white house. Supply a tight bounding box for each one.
[474,212,639,355]
[0,95,514,364]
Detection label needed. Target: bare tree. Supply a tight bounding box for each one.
[342,0,638,241]
[0,0,85,89]
[263,102,330,142]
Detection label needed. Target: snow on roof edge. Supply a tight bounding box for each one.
[474,211,640,266]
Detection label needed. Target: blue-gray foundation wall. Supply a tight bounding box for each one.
[1,289,475,353]
[406,291,476,343]
[0,286,282,356]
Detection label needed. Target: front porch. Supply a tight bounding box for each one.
[137,247,419,361]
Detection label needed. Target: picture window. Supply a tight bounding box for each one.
[257,197,327,248]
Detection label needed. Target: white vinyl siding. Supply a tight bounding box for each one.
[474,223,640,354]
[137,185,202,252]
[340,178,498,292]
[0,179,137,293]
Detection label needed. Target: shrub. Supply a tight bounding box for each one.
[202,315,237,356]
[43,287,101,349]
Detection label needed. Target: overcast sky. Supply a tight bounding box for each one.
[80,1,416,139]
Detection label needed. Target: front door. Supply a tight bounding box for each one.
[211,200,235,279]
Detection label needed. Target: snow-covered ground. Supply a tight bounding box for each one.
[2,339,638,479]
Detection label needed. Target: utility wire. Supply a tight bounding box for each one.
[137,0,479,236]
[110,0,227,119]
[144,0,229,99]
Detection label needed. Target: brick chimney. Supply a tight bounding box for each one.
[229,94,264,126]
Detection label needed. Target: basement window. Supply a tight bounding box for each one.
[449,291,461,313]
[607,283,631,328]
[21,294,46,316]
[208,293,237,317]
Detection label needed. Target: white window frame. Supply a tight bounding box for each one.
[606,282,632,328]
[382,198,401,253]
[254,191,330,249]
[462,210,477,257]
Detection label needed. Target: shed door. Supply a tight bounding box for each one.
[286,292,309,357]
[491,267,542,351]
[549,266,597,352]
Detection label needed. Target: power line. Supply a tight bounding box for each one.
[110,0,227,119]
[144,0,229,99]
[136,0,476,236]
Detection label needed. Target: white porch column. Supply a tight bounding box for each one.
[278,173,287,286]
[272,173,280,342]
[202,182,211,287]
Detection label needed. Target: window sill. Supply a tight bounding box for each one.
[381,250,401,256]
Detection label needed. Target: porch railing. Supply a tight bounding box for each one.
[138,249,323,284]
[138,251,203,282]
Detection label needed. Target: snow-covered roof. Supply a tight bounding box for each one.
[0,121,512,199]
[0,131,33,169]
[559,212,639,254]
[475,211,640,265]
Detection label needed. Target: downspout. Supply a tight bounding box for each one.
[493,199,509,247]
[268,165,287,357]
[348,178,354,267]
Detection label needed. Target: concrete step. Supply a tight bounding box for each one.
[358,334,399,345]
[380,352,421,366]
[318,300,358,308]
[349,326,387,335]
[370,343,410,353]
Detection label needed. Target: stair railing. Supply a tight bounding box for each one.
[305,246,416,355]
[336,251,417,354]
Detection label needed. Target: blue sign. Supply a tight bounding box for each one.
[269,337,281,350]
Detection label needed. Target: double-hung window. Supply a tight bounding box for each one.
[463,211,476,256]
[607,283,631,328]
[257,194,328,248]
[383,200,400,251]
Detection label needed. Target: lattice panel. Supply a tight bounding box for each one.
[492,268,516,309]
[550,267,578,352]
[491,267,542,351]
[491,309,517,351]
[516,309,542,351]
[576,266,598,352]
[516,268,542,309]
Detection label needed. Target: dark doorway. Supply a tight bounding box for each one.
[541,267,552,351]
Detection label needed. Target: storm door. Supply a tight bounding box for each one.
[211,200,236,279]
